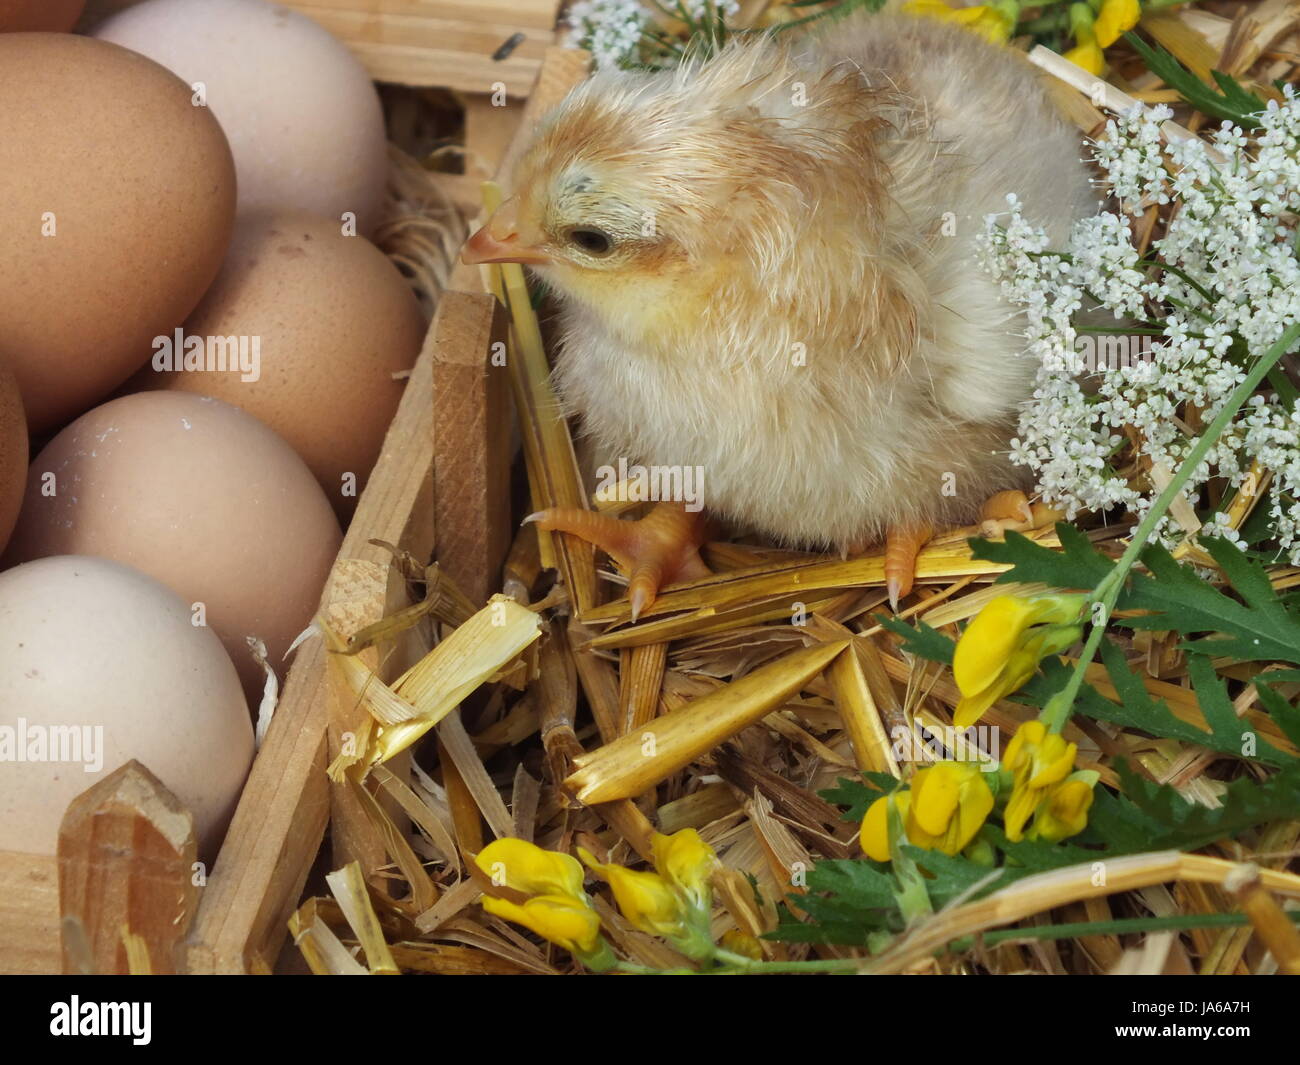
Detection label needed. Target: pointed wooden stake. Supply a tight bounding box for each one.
[58,761,198,975]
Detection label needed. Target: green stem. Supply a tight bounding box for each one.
[952,907,1300,950]
[1040,320,1300,734]
[710,947,865,973]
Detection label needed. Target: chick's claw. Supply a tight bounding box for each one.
[523,501,710,621]
[884,522,933,614]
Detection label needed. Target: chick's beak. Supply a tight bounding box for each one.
[461,199,552,265]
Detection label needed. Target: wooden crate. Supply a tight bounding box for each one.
[281,1,565,96]
[78,2,565,97]
[0,43,589,977]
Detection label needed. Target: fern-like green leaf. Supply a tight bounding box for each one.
[1125,32,1266,129]
[971,527,1300,666]
[877,616,955,664]
[819,774,899,821]
[1255,679,1300,750]
[782,765,1300,945]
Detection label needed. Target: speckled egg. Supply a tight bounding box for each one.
[0,32,236,432]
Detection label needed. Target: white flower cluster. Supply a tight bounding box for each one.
[982,92,1300,562]
[563,0,742,69]
[563,0,647,69]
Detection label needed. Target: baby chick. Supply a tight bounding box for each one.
[465,13,1095,616]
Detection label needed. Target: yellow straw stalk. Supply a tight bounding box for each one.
[564,640,848,804]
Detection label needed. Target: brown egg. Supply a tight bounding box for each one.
[0,1,84,32]
[0,359,27,553]
[5,392,342,702]
[135,210,426,518]
[0,33,236,432]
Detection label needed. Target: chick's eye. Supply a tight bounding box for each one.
[565,226,614,256]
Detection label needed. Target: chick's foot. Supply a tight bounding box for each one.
[523,501,710,621]
[883,522,934,614]
[978,490,1062,538]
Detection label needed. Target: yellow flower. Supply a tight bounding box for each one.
[1002,720,1078,841]
[475,837,585,898]
[1030,772,1098,842]
[580,850,688,939]
[861,790,910,862]
[901,0,1016,45]
[1064,38,1105,75]
[860,761,994,862]
[480,893,604,956]
[1094,0,1141,48]
[475,838,612,966]
[952,593,1084,727]
[651,828,717,911]
[1064,2,1106,76]
[719,929,764,960]
[582,830,719,960]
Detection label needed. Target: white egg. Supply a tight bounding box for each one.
[0,556,255,858]
[95,0,389,234]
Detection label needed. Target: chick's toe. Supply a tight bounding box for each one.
[524,501,710,621]
[884,522,934,614]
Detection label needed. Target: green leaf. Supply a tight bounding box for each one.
[1110,761,1300,852]
[1185,653,1291,764]
[1057,642,1292,766]
[1124,537,1300,664]
[878,616,955,664]
[972,526,1300,667]
[768,860,899,946]
[1254,679,1300,750]
[1125,32,1265,129]
[969,524,1111,591]
[905,845,1012,906]
[819,773,897,821]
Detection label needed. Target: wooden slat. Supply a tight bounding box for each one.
[284,1,564,94]
[324,559,408,879]
[432,291,511,604]
[0,852,60,975]
[185,308,440,974]
[463,94,527,182]
[289,0,562,29]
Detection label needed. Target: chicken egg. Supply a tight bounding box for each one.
[0,1,84,32]
[4,392,342,703]
[95,0,389,234]
[0,555,254,858]
[0,359,27,554]
[133,209,426,518]
[0,32,236,432]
